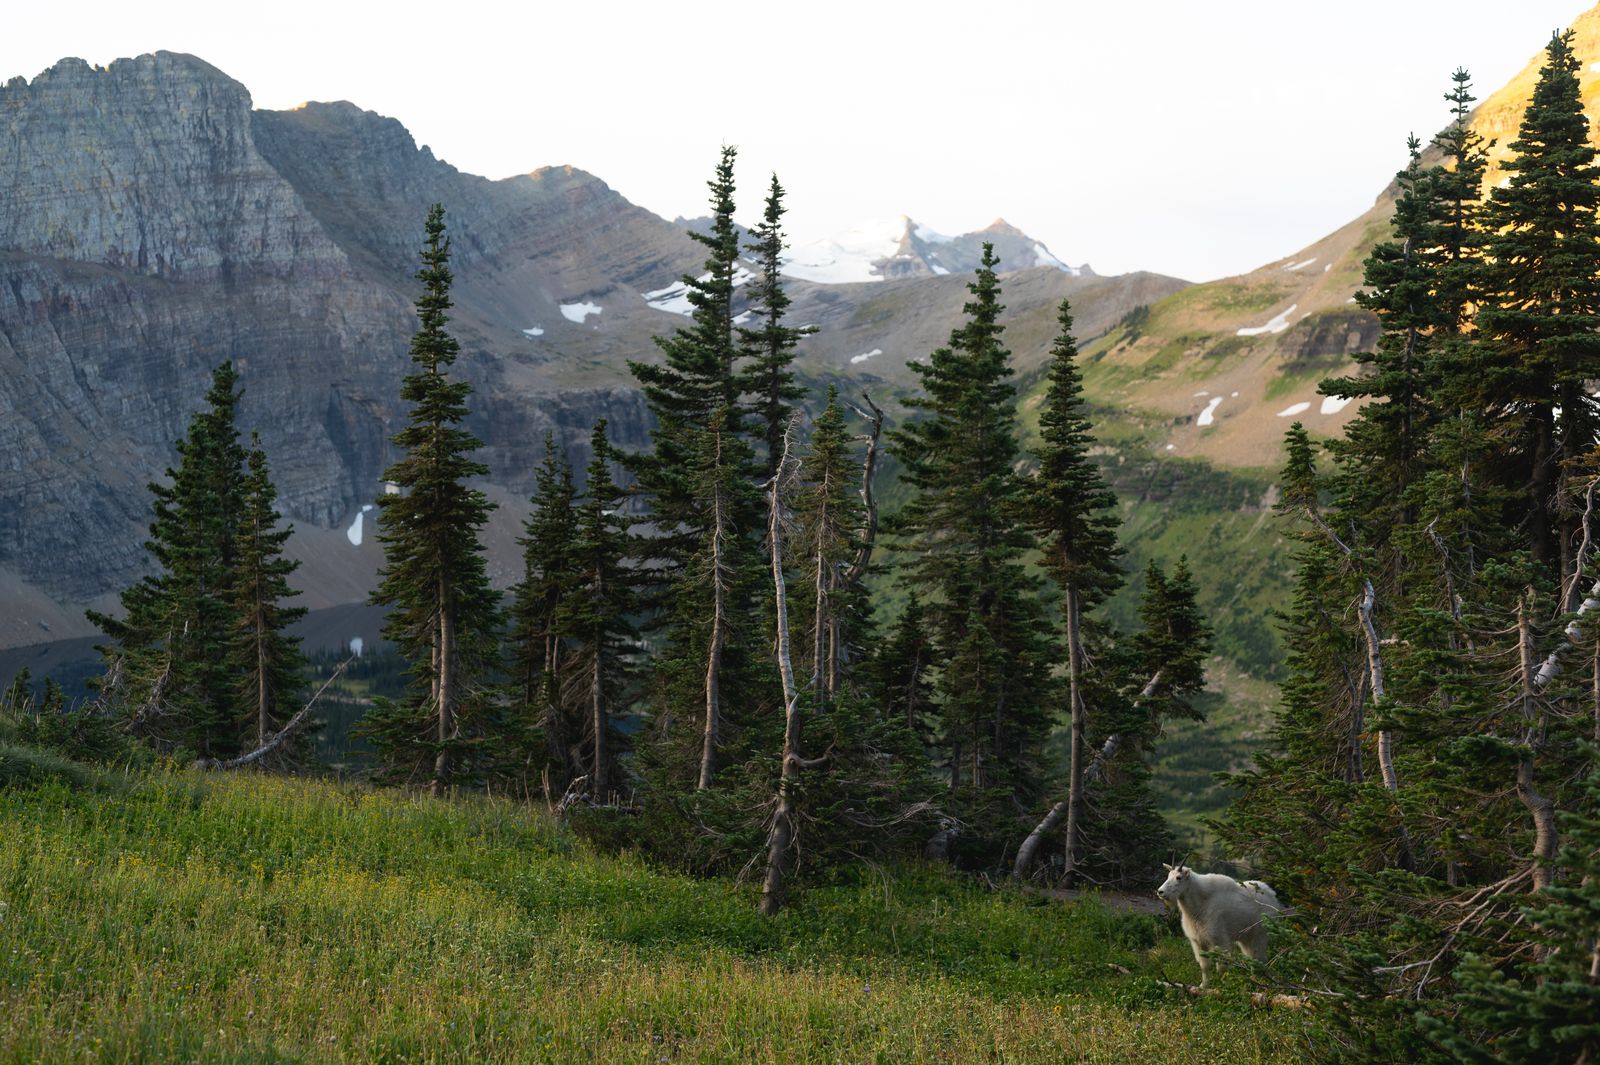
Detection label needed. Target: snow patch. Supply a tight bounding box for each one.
[349,636,364,658]
[913,223,953,244]
[1231,391,1239,398]
[1165,443,1176,451]
[522,326,545,338]
[1277,401,1312,417]
[783,218,909,283]
[560,301,603,324]
[1284,257,1318,272]
[1197,396,1224,427]
[645,266,755,316]
[383,482,400,495]
[850,348,884,365]
[733,311,753,326]
[930,264,950,275]
[1193,390,1210,397]
[1323,263,1333,273]
[1320,395,1353,415]
[346,511,365,547]
[1236,304,1298,337]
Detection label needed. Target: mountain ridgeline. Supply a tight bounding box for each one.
[0,52,1181,646]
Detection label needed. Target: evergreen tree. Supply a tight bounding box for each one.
[1025,299,1124,882]
[888,244,1057,833]
[1425,754,1600,1063]
[558,420,637,800]
[629,146,750,542]
[739,174,811,478]
[364,204,501,793]
[230,433,307,757]
[872,595,934,738]
[1472,30,1600,587]
[506,435,581,786]
[89,361,248,758]
[793,387,870,705]
[628,148,772,794]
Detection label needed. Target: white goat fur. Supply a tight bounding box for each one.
[1155,865,1283,987]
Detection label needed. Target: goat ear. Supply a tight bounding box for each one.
[1161,863,1173,871]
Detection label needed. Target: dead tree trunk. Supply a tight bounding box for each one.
[699,425,730,792]
[1517,596,1559,892]
[1062,588,1087,884]
[761,421,802,916]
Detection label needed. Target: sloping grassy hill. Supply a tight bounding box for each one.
[0,748,1304,1063]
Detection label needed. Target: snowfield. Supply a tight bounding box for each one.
[1197,396,1224,427]
[1236,304,1298,337]
[560,302,603,324]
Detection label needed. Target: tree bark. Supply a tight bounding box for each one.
[433,578,454,796]
[1062,588,1086,885]
[699,429,729,792]
[591,612,606,800]
[1517,596,1559,892]
[255,607,270,749]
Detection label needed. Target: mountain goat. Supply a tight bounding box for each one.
[1155,864,1284,988]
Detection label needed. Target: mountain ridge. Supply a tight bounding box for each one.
[0,50,1182,649]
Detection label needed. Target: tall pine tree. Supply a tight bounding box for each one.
[889,244,1057,841]
[365,204,501,793]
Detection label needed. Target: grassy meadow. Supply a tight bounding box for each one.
[0,745,1309,1064]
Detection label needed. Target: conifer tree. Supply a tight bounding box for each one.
[1473,30,1600,588]
[873,595,933,736]
[559,420,636,800]
[365,204,500,793]
[231,433,307,756]
[1024,299,1123,882]
[628,148,771,793]
[89,361,248,758]
[507,435,581,784]
[889,244,1057,827]
[630,146,749,541]
[793,387,869,704]
[1425,756,1600,1063]
[739,174,812,478]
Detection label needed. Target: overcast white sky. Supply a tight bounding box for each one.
[3,1,1591,281]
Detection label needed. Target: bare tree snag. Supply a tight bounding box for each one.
[699,418,731,792]
[842,393,884,588]
[433,578,455,796]
[761,418,803,916]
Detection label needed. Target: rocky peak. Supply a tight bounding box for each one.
[0,52,348,280]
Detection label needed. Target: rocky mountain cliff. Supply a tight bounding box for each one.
[0,51,1183,648]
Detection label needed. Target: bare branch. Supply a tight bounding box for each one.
[201,657,351,770]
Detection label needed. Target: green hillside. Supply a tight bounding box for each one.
[0,746,1301,1063]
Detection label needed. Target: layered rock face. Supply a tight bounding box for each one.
[0,51,1186,646]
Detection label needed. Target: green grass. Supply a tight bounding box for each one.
[0,759,1307,1063]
